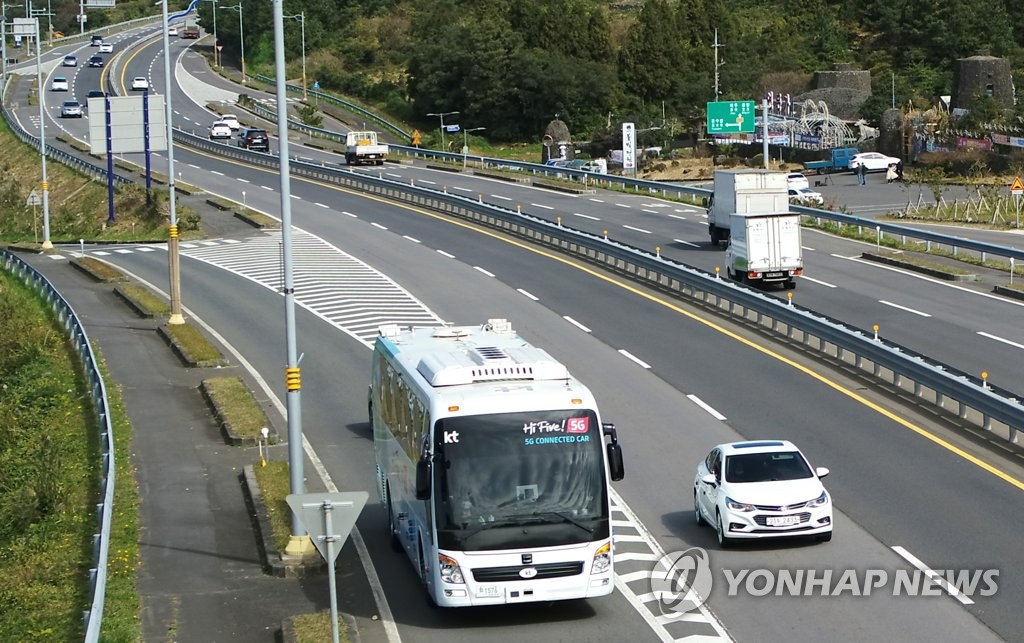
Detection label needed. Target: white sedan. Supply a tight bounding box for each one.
[208,121,233,140]
[694,440,833,547]
[98,42,113,53]
[131,76,149,91]
[789,187,824,206]
[786,172,809,190]
[51,77,69,91]
[849,152,900,172]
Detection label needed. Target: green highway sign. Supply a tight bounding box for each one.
[707,100,756,134]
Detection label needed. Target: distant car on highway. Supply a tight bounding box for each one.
[218,113,241,131]
[789,187,824,206]
[87,55,104,68]
[694,439,833,547]
[209,121,233,140]
[62,54,77,67]
[98,42,113,53]
[51,76,69,91]
[87,89,105,99]
[131,76,149,91]
[849,152,900,173]
[60,100,83,118]
[237,127,270,152]
[91,35,104,46]
[167,26,178,36]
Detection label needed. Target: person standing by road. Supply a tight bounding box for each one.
[857,162,867,186]
[886,163,898,183]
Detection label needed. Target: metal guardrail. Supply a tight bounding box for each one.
[43,14,164,48]
[0,250,116,642]
[174,128,1024,443]
[250,73,409,140]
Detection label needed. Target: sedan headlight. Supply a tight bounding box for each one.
[592,542,611,573]
[726,497,755,512]
[807,491,829,508]
[438,553,465,584]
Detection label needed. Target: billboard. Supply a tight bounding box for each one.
[87,95,168,155]
[622,122,636,172]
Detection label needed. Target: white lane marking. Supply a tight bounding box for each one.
[623,224,651,234]
[563,316,592,333]
[236,178,250,183]
[673,238,700,248]
[589,198,605,203]
[342,211,358,218]
[436,250,455,259]
[618,349,651,369]
[474,266,495,277]
[452,186,472,192]
[315,202,329,208]
[687,394,727,420]
[891,546,974,606]
[371,222,388,230]
[615,203,631,208]
[531,203,554,210]
[642,209,659,214]
[517,288,539,301]
[403,236,421,244]
[491,194,512,201]
[800,275,837,288]
[290,194,301,200]
[188,164,200,169]
[802,245,816,251]
[668,214,687,220]
[418,179,436,185]
[879,300,931,317]
[573,212,600,220]
[385,172,402,178]
[211,170,224,176]
[977,331,1024,351]
[261,185,274,191]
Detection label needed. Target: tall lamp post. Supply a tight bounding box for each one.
[161,0,184,324]
[202,0,218,68]
[462,126,484,169]
[221,2,243,82]
[426,110,458,152]
[31,16,51,248]
[284,11,305,100]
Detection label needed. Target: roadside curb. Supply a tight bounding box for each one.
[860,252,976,281]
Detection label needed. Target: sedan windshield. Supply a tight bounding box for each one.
[725,451,812,483]
[434,410,608,551]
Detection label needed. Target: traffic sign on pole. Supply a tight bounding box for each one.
[706,100,755,134]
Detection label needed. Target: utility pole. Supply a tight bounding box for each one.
[712,28,724,100]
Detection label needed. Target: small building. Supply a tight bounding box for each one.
[952,54,1015,110]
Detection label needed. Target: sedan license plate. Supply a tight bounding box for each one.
[475,585,502,598]
[767,515,800,527]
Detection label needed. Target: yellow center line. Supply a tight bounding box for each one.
[179,145,1024,493]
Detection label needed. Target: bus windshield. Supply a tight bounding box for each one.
[434,410,609,551]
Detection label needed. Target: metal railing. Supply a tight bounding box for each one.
[174,128,1024,443]
[0,250,116,642]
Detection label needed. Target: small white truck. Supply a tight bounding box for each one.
[344,131,388,166]
[707,169,802,289]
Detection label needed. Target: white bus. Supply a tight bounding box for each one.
[371,319,624,607]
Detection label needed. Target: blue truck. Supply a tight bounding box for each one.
[802,147,859,174]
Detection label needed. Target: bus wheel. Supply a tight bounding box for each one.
[386,489,401,552]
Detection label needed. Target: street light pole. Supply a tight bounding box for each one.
[426,110,458,153]
[32,16,51,249]
[462,126,484,169]
[285,11,305,100]
[221,3,243,82]
[203,0,218,68]
[161,0,184,324]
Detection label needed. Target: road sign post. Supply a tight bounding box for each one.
[1011,176,1023,230]
[706,100,755,135]
[287,492,367,643]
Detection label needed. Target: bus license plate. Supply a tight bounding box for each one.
[476,585,502,598]
[767,515,800,527]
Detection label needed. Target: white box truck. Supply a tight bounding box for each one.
[706,169,790,247]
[344,131,389,166]
[725,212,803,289]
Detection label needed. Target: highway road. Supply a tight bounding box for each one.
[10,24,1024,642]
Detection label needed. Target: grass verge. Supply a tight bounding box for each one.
[253,461,291,552]
[162,322,224,363]
[118,282,171,317]
[0,269,139,641]
[292,611,350,643]
[202,376,273,441]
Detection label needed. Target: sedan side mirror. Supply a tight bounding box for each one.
[815,467,830,479]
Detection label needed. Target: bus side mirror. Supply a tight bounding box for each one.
[607,443,624,481]
[415,458,431,500]
[602,422,624,481]
[702,197,710,208]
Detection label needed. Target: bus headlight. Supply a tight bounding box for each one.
[439,553,465,584]
[592,542,611,574]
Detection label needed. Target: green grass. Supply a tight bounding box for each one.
[0,269,139,641]
[253,461,292,552]
[73,256,126,282]
[202,376,273,441]
[292,611,350,643]
[118,282,171,316]
[162,322,223,363]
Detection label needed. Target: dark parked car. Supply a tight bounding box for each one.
[238,128,269,152]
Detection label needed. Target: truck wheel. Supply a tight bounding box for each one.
[710,227,720,246]
[785,279,796,290]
